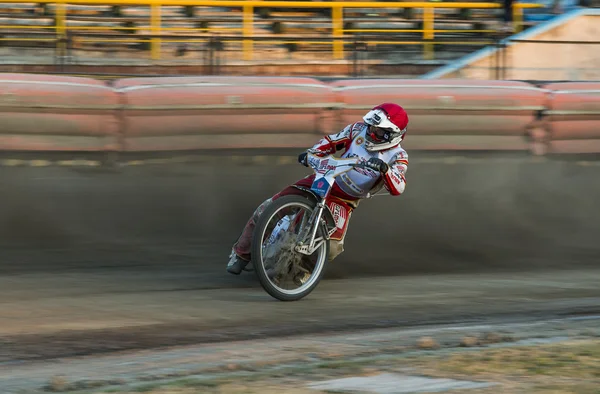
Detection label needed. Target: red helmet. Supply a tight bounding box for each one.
[362,103,409,151]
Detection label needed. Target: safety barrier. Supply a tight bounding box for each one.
[1,73,600,156]
[542,82,600,154]
[331,79,546,151]
[113,76,337,151]
[0,73,120,151]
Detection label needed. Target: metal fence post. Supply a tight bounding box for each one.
[243,4,253,61]
[332,5,344,60]
[55,0,66,55]
[423,5,434,60]
[513,4,524,33]
[150,2,161,60]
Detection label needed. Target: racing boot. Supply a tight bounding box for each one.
[226,250,251,275]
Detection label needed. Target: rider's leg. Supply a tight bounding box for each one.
[227,175,316,275]
[324,191,359,263]
[328,236,347,262]
[294,205,354,285]
[290,189,358,285]
[227,197,272,274]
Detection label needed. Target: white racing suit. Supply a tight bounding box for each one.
[232,121,408,262]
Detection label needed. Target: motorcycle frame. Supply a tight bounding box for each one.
[293,153,361,256]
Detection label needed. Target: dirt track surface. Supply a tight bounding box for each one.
[1,267,599,364]
[1,268,600,393]
[2,320,600,394]
[1,153,600,392]
[2,153,600,277]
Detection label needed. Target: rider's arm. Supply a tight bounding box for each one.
[307,123,359,156]
[382,154,408,196]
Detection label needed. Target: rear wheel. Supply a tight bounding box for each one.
[251,194,330,301]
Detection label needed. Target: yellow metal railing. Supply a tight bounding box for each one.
[2,0,543,61]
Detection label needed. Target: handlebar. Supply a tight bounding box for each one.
[337,163,368,169]
[306,154,390,199]
[308,159,373,174]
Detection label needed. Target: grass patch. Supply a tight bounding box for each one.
[101,384,326,394]
[92,339,600,394]
[425,339,600,379]
[402,339,600,393]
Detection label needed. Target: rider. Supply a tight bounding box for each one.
[227,103,410,275]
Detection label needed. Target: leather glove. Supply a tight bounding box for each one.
[298,152,308,167]
[365,157,389,173]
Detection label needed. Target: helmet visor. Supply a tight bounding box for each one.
[368,125,395,143]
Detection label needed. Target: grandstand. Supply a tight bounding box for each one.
[0,0,591,74]
[423,5,600,80]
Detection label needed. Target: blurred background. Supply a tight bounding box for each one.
[0,0,597,78]
[1,1,600,393]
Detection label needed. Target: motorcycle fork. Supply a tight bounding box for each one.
[295,200,328,256]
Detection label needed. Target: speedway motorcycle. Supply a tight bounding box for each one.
[251,153,382,302]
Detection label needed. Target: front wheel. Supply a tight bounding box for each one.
[251,194,330,301]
